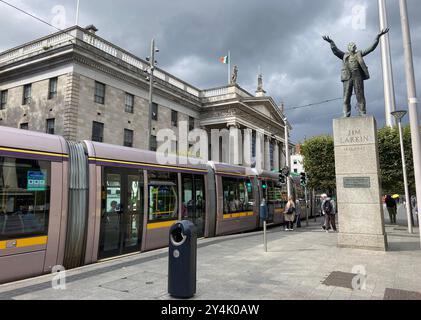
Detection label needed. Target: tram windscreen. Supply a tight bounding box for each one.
[0,157,51,240]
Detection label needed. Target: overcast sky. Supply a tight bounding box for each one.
[1,0,420,143]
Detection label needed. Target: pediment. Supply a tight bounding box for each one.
[242,98,286,125]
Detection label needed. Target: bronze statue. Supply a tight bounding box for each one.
[231,65,238,85]
[323,28,389,117]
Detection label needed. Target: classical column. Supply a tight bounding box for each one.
[264,136,271,171]
[243,128,252,167]
[274,141,280,171]
[280,142,286,168]
[255,130,264,171]
[228,124,242,165]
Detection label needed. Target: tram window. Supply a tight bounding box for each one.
[267,181,282,202]
[0,157,50,240]
[222,177,254,214]
[148,171,178,222]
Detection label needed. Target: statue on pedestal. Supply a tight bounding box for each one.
[322,28,389,117]
[231,65,238,85]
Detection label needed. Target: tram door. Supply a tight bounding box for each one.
[181,174,206,238]
[99,168,144,259]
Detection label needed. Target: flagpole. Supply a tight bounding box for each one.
[76,0,80,26]
[228,51,231,84]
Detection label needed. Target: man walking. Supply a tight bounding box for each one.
[385,195,397,224]
[324,195,337,232]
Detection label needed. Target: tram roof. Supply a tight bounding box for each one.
[85,141,209,171]
[0,125,67,155]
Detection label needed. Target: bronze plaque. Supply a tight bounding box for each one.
[343,177,370,188]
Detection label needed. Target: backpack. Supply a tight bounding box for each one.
[323,200,333,215]
[287,205,296,215]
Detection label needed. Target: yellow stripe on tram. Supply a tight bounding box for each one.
[88,157,208,173]
[223,211,254,219]
[0,236,48,250]
[0,147,68,159]
[147,220,178,230]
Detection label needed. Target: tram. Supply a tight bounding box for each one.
[0,126,296,283]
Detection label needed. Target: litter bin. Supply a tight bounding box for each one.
[168,220,197,298]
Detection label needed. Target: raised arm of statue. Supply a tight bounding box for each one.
[323,35,344,60]
[362,27,390,57]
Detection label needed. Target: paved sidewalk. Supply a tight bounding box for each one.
[0,207,420,300]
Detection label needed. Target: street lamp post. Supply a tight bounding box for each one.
[392,110,413,234]
[284,117,291,198]
[399,0,421,245]
[147,39,159,151]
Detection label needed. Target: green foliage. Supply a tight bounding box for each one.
[301,135,336,193]
[300,125,415,195]
[378,126,414,195]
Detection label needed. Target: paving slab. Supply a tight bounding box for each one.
[0,205,420,300]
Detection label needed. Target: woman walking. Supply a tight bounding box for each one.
[284,196,296,231]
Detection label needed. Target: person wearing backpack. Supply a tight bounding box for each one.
[324,195,337,232]
[284,196,296,231]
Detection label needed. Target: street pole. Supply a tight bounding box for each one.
[284,117,291,199]
[147,39,156,151]
[305,186,309,227]
[378,0,396,127]
[75,0,80,26]
[263,220,267,252]
[397,117,413,233]
[399,0,421,246]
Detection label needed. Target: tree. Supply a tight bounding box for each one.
[378,126,414,195]
[300,126,415,196]
[301,135,336,194]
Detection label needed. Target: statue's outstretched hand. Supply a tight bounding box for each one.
[323,35,333,44]
[377,27,390,39]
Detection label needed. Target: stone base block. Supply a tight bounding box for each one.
[338,232,388,251]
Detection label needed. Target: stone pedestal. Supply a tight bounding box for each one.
[333,116,387,251]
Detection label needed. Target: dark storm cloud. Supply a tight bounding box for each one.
[1,0,420,143]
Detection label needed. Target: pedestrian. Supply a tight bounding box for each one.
[295,199,302,228]
[385,195,397,224]
[323,195,337,233]
[320,193,328,230]
[284,196,296,231]
[411,195,418,227]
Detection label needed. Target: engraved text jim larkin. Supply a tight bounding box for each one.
[340,129,370,144]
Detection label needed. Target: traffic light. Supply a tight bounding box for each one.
[278,171,286,185]
[300,172,307,187]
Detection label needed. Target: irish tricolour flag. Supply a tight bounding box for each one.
[219,55,229,64]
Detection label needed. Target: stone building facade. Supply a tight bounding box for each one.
[0,25,293,171]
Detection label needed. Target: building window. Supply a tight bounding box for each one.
[150,135,157,152]
[20,123,28,130]
[171,110,178,127]
[152,103,158,121]
[46,118,55,135]
[124,129,134,147]
[294,169,298,173]
[189,117,195,131]
[0,90,7,110]
[125,93,134,113]
[23,84,32,105]
[92,121,104,142]
[94,82,105,104]
[48,77,58,99]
